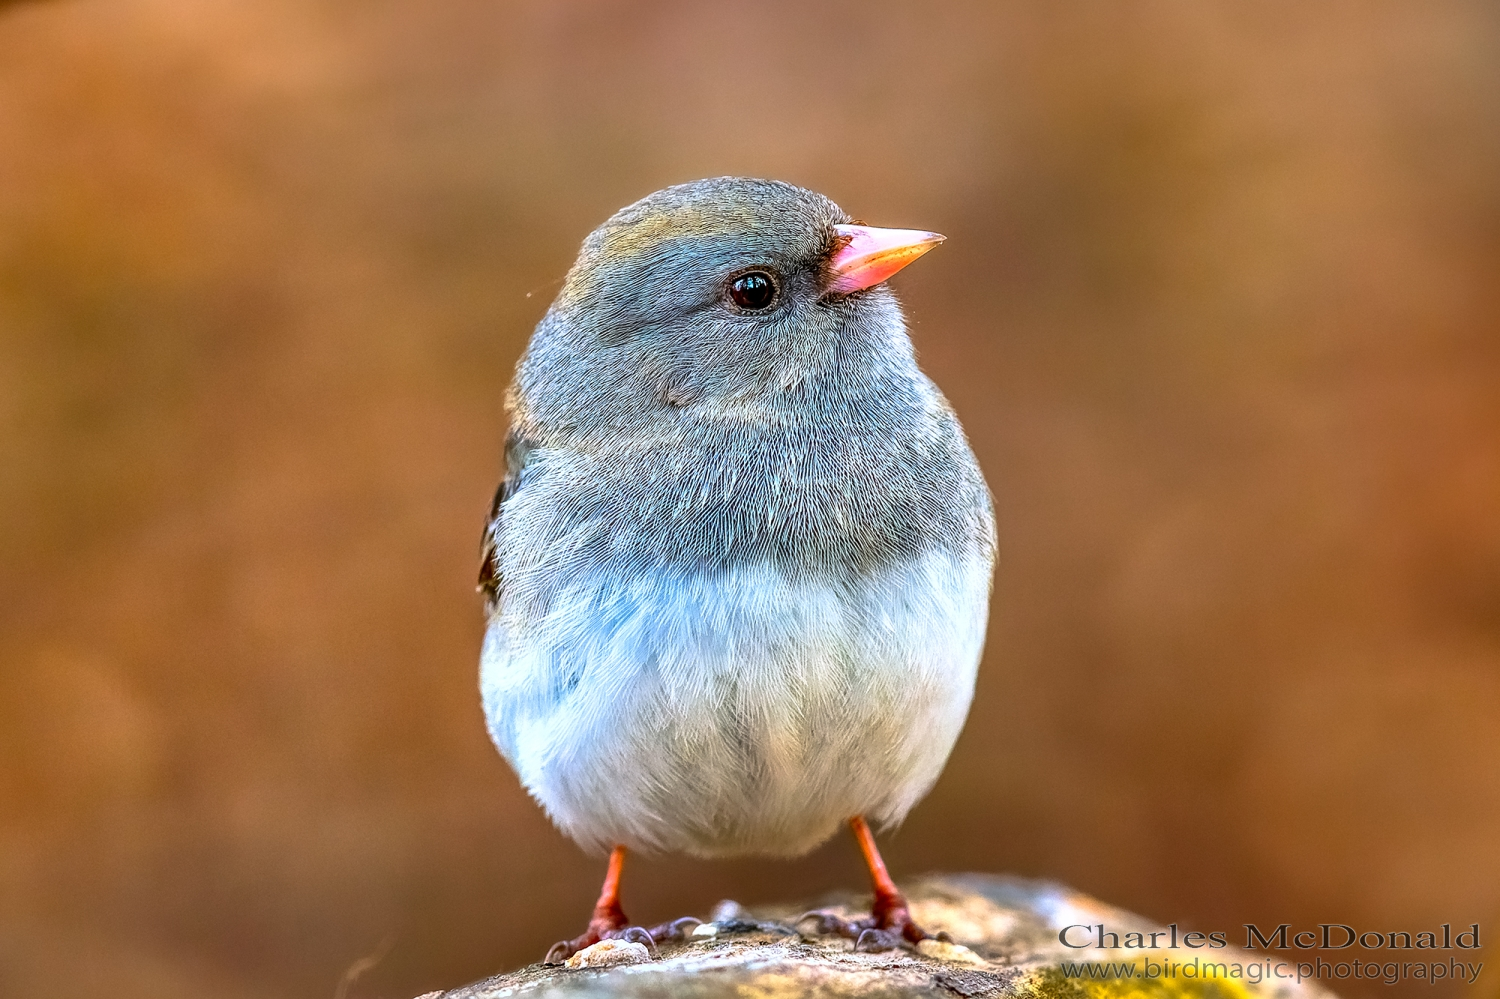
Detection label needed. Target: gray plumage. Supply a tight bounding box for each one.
[480,177,995,858]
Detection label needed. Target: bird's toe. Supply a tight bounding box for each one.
[646,916,702,942]
[614,926,657,952]
[855,927,906,952]
[796,909,873,940]
[544,936,587,964]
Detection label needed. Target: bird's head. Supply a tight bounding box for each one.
[517,177,944,435]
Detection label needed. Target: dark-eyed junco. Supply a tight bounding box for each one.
[478,178,994,960]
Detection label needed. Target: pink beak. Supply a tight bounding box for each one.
[825,224,946,294]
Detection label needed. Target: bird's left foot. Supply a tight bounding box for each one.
[803,816,950,952]
[798,900,949,953]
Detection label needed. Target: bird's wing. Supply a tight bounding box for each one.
[478,426,534,613]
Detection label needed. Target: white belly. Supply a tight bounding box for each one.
[480,547,991,858]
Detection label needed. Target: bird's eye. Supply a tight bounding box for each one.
[728,271,778,311]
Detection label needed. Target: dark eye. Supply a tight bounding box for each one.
[728,270,778,310]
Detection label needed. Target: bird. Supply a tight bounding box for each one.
[478,177,995,962]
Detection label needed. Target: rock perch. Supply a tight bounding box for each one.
[417,873,1336,999]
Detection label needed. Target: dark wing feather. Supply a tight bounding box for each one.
[478,426,534,612]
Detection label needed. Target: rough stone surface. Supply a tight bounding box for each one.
[429,874,1338,999]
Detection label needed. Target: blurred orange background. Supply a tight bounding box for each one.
[1,2,1497,998]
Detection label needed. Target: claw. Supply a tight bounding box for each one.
[618,926,657,952]
[650,916,702,941]
[796,910,843,936]
[796,909,871,940]
[856,927,904,952]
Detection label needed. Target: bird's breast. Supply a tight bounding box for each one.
[481,543,992,856]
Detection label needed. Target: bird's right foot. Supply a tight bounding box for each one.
[544,917,701,964]
[543,910,625,965]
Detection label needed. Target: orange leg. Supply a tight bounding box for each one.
[850,816,929,945]
[587,845,630,936]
